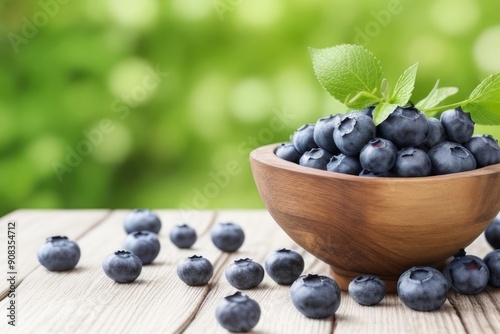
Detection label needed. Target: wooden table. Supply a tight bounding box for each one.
[0,209,498,333]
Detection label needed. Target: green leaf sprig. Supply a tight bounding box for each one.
[309,44,500,126]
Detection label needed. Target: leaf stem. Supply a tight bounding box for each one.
[421,100,468,114]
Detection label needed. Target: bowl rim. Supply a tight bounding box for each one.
[250,143,500,183]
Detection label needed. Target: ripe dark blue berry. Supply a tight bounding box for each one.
[275,143,302,164]
[442,249,489,294]
[463,135,500,167]
[377,106,429,148]
[397,266,448,311]
[169,224,197,249]
[124,209,161,234]
[483,249,500,287]
[102,250,142,283]
[177,255,214,286]
[359,138,398,174]
[440,107,475,144]
[485,215,500,249]
[225,258,264,290]
[123,231,160,265]
[264,248,304,285]
[333,114,376,156]
[215,292,260,332]
[292,124,317,154]
[290,274,341,319]
[392,147,431,177]
[37,236,81,271]
[348,275,386,306]
[428,141,476,175]
[211,222,245,252]
[421,116,447,151]
[326,154,362,175]
[299,148,333,170]
[313,114,342,154]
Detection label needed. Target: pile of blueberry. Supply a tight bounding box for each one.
[36,210,500,331]
[276,106,500,176]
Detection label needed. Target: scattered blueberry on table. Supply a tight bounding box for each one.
[177,255,214,286]
[485,216,500,249]
[484,249,500,287]
[225,258,265,290]
[442,249,489,295]
[290,274,341,319]
[102,250,142,283]
[397,266,448,312]
[170,223,197,249]
[123,208,162,234]
[264,248,304,285]
[123,230,161,265]
[211,222,245,253]
[215,292,261,333]
[348,275,386,306]
[37,236,81,271]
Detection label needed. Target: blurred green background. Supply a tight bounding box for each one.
[1,0,500,216]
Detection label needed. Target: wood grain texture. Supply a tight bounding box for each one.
[250,144,500,291]
[0,210,499,334]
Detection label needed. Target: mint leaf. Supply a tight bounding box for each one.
[416,80,459,113]
[462,73,500,125]
[372,102,398,125]
[345,90,382,109]
[380,78,389,101]
[310,44,383,109]
[390,63,418,105]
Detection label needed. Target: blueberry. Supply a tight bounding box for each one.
[290,274,341,319]
[102,250,142,283]
[169,224,197,249]
[421,117,447,151]
[440,107,475,144]
[397,266,448,311]
[485,215,500,249]
[123,231,160,265]
[428,141,476,175]
[359,138,398,174]
[211,222,245,252]
[392,147,431,177]
[264,248,304,285]
[463,135,500,167]
[292,124,318,154]
[225,258,264,290]
[348,275,386,306]
[442,249,489,294]
[215,292,260,332]
[326,154,362,175]
[177,255,214,286]
[377,106,429,148]
[299,148,333,170]
[275,142,302,164]
[333,114,376,156]
[359,105,375,118]
[483,249,500,287]
[124,209,161,234]
[37,236,81,271]
[313,114,343,154]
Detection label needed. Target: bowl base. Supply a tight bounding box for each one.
[330,260,448,294]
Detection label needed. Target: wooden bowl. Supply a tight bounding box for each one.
[250,144,500,292]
